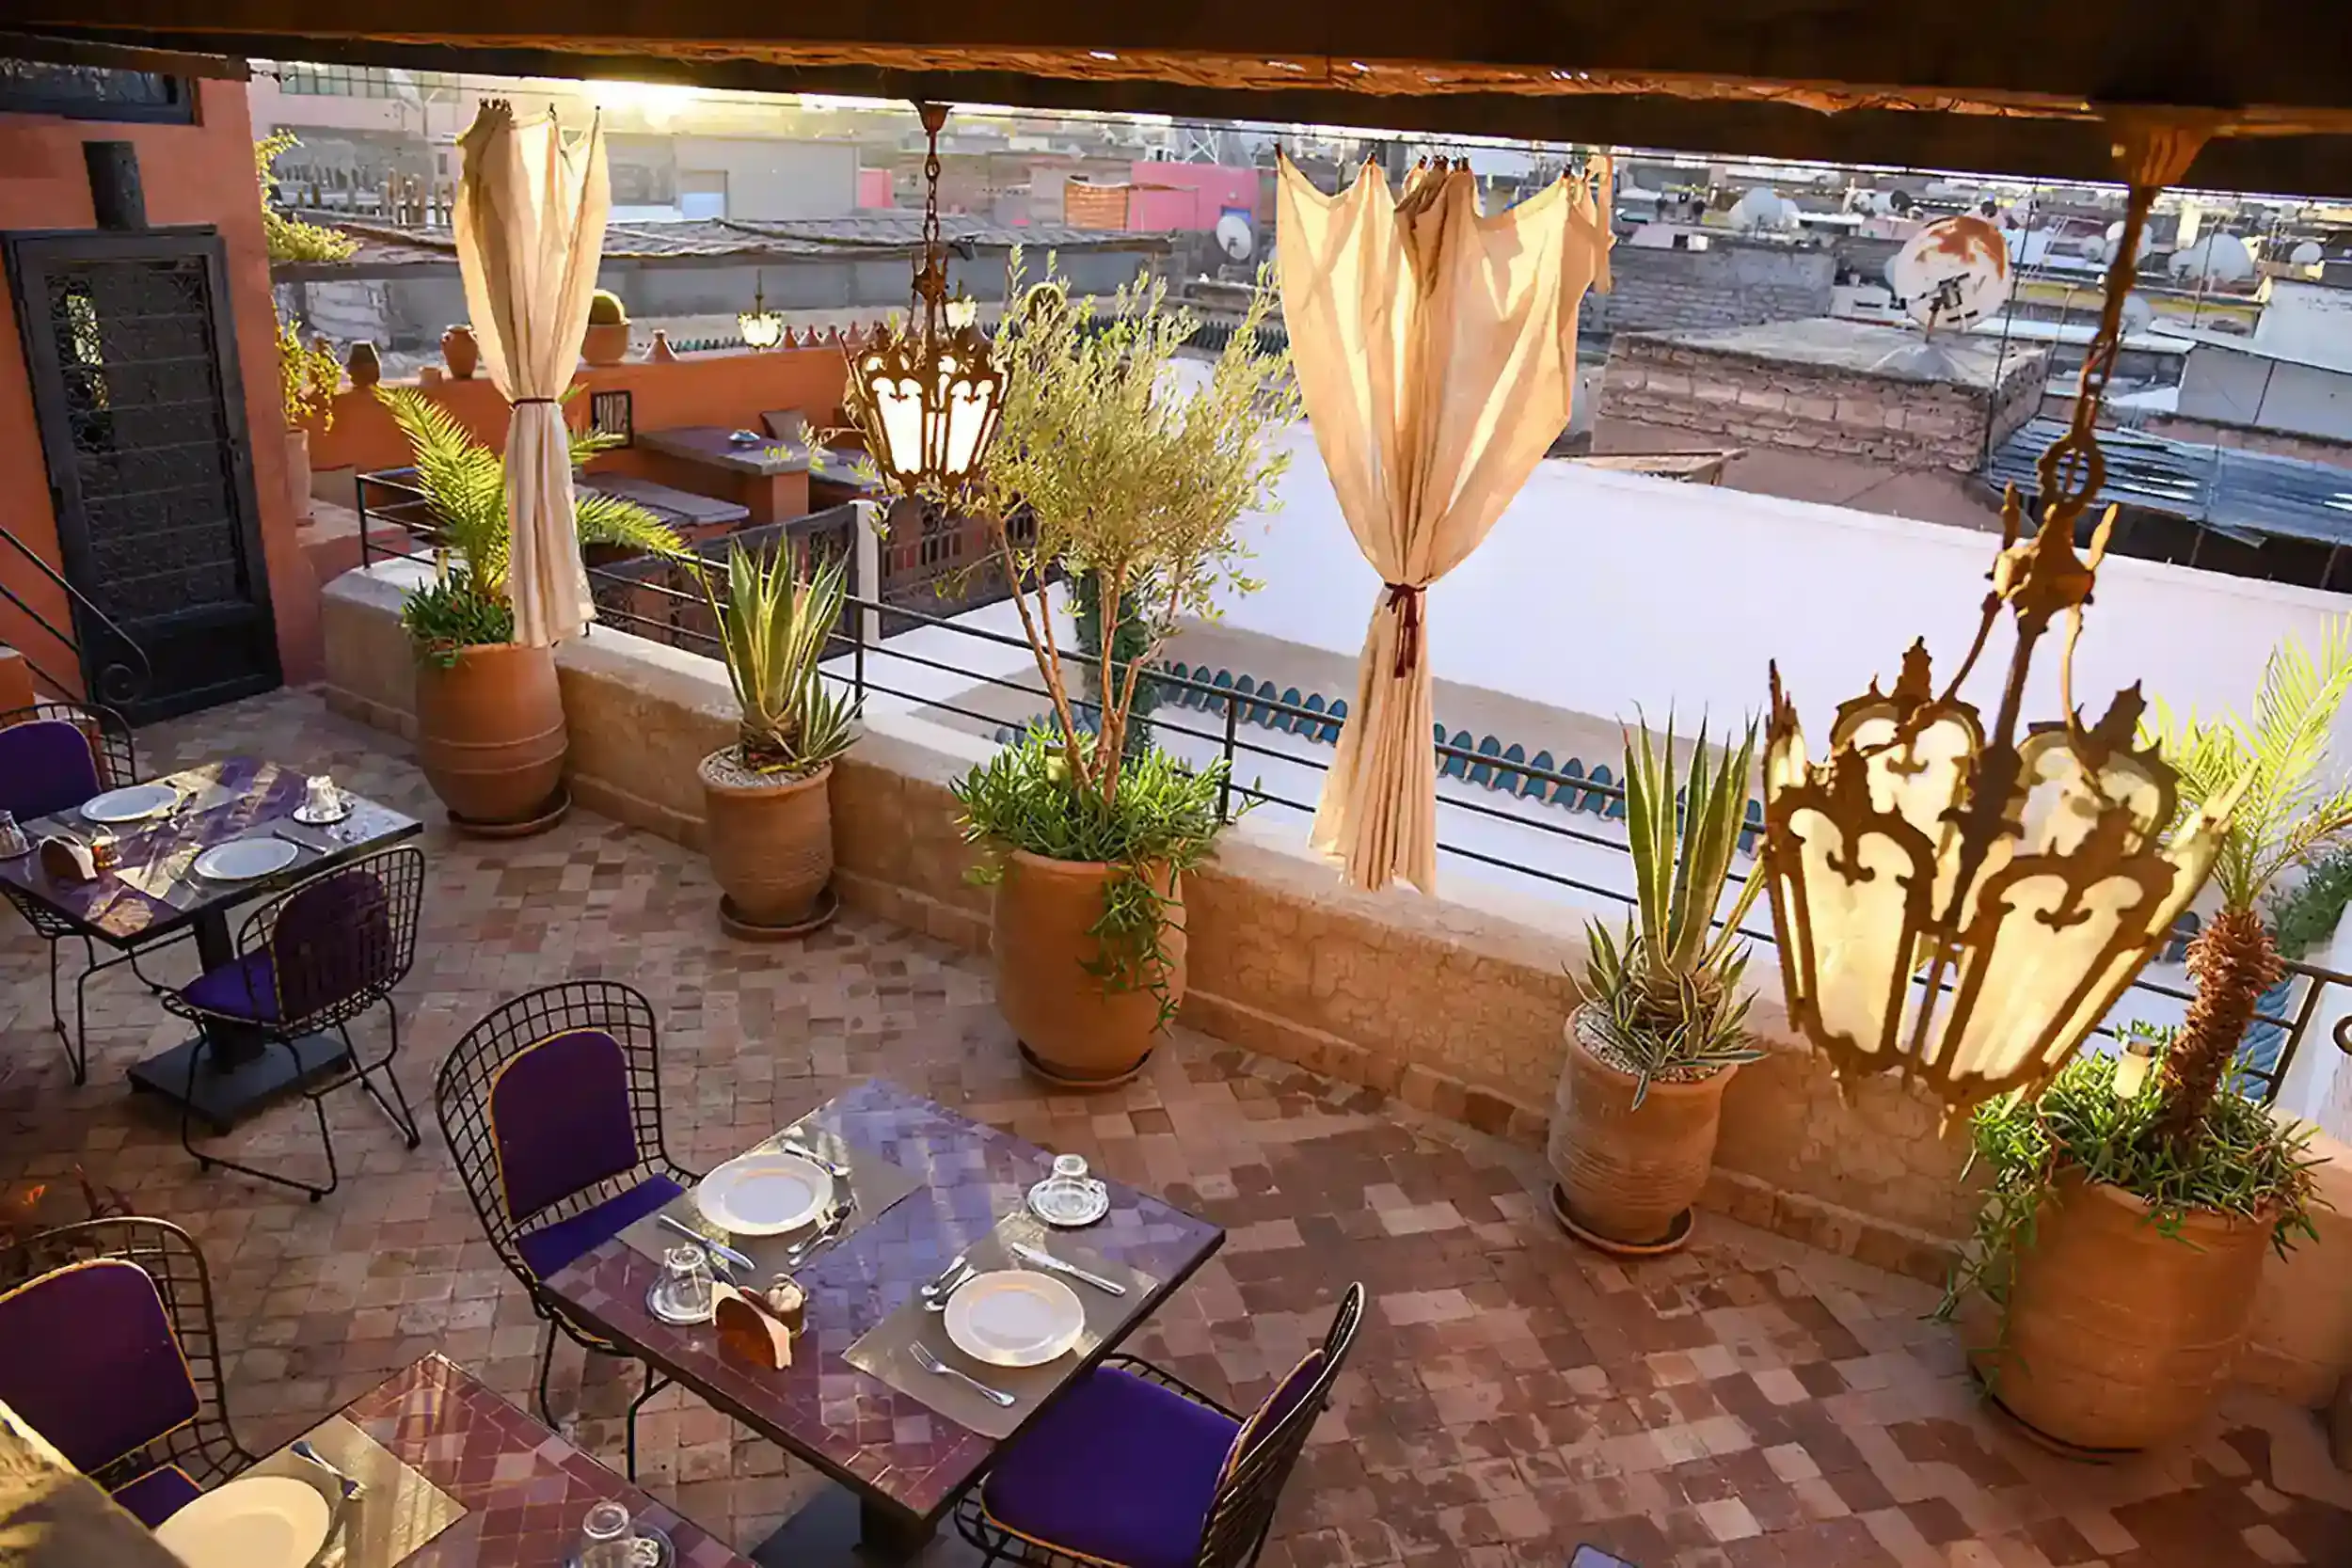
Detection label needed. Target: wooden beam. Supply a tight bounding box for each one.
[0,29,247,79]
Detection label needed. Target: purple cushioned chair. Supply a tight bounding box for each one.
[0,1217,252,1527]
[435,980,698,1480]
[161,847,425,1201]
[956,1284,1365,1568]
[0,702,188,1085]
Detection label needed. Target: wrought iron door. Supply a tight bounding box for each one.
[7,228,278,721]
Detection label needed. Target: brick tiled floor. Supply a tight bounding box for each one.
[5,689,2350,1568]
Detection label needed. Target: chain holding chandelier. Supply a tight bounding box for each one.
[843,102,1004,497]
[739,270,784,349]
[1758,117,2237,1113]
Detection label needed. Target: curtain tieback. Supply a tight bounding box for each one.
[1383,582,1426,679]
[513,397,558,405]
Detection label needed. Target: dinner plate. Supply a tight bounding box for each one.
[154,1475,332,1568]
[943,1270,1086,1369]
[82,783,178,824]
[193,839,300,881]
[694,1149,834,1236]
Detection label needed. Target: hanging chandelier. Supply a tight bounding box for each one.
[738,271,785,350]
[1758,119,2236,1111]
[844,102,1004,497]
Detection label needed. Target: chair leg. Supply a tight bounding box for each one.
[535,1321,561,1429]
[344,1013,421,1149]
[180,1037,337,1202]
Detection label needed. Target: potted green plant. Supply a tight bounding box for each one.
[866,261,1296,1085]
[256,131,353,527]
[380,386,685,831]
[582,288,631,366]
[1943,625,2345,1452]
[1549,717,1766,1253]
[695,540,860,935]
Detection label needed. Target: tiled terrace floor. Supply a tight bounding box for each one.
[5,689,2350,1568]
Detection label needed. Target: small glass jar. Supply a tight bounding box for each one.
[0,812,27,858]
[576,1500,662,1568]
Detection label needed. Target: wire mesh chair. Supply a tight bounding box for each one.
[0,1216,252,1527]
[954,1283,1366,1568]
[158,846,425,1201]
[0,702,189,1085]
[434,980,700,1479]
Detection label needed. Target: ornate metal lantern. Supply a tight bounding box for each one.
[1759,122,2235,1110]
[738,272,784,350]
[845,102,1003,496]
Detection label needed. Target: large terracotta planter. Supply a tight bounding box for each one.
[581,321,631,366]
[1973,1172,2272,1453]
[1548,1009,1735,1252]
[993,851,1184,1087]
[699,752,834,931]
[412,642,568,829]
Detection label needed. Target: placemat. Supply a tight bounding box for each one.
[247,1414,468,1568]
[619,1121,926,1281]
[843,1210,1159,1441]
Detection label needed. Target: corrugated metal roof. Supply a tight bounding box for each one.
[271,212,1174,279]
[1984,416,2352,548]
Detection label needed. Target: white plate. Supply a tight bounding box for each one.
[944,1270,1086,1368]
[694,1150,834,1236]
[154,1475,332,1568]
[82,783,178,824]
[1027,1176,1110,1228]
[193,839,300,881]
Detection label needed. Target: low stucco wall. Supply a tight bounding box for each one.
[319,562,2352,1408]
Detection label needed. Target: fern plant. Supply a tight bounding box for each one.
[700,541,859,777]
[2143,620,2352,1141]
[1580,716,1767,1103]
[376,384,686,603]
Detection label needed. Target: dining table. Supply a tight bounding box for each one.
[0,756,421,1130]
[244,1353,751,1567]
[538,1073,1227,1564]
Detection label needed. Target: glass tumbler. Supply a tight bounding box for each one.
[576,1500,662,1568]
[661,1243,715,1320]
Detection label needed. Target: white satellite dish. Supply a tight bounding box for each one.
[2292,239,2326,267]
[1728,188,1795,232]
[1887,214,2012,333]
[2168,233,2254,285]
[1213,210,1255,261]
[2120,294,2155,334]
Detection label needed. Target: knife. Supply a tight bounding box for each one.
[659,1213,754,1274]
[1010,1242,1126,1296]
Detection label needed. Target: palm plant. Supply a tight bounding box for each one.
[1581,716,1767,1102]
[700,542,858,776]
[377,385,686,599]
[2143,620,2352,1140]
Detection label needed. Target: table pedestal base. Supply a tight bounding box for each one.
[128,1030,353,1135]
[751,1483,972,1565]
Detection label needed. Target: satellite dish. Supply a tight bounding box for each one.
[1887,214,2012,333]
[2293,239,2326,267]
[1728,188,1795,232]
[1886,188,1915,216]
[2168,233,2254,285]
[1214,210,1255,261]
[2120,294,2155,334]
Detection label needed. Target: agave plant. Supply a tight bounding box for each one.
[701,542,859,776]
[2144,620,2352,1141]
[377,384,686,596]
[1582,715,1767,1102]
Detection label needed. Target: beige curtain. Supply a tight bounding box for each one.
[1278,155,1613,894]
[453,101,612,647]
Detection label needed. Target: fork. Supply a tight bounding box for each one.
[910,1341,1014,1407]
[782,1141,851,1180]
[787,1200,852,1261]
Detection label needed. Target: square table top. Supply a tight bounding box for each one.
[541,1073,1225,1524]
[640,425,817,476]
[279,1354,751,1568]
[0,758,421,946]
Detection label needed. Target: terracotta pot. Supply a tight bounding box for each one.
[1973,1172,2272,1452]
[698,752,834,927]
[581,321,631,366]
[993,851,1184,1086]
[412,642,568,826]
[283,427,312,526]
[648,328,678,363]
[1547,1009,1736,1248]
[441,323,480,379]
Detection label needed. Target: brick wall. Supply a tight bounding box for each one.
[1580,242,1836,337]
[1597,332,2050,472]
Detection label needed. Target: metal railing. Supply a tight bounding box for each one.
[0,522,151,706]
[347,494,2346,1108]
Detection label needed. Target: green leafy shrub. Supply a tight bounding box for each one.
[256,132,358,265]
[701,542,858,776]
[588,289,628,325]
[2268,843,2352,960]
[401,569,515,667]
